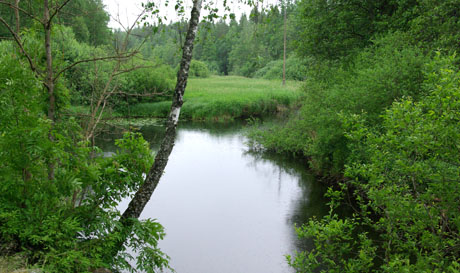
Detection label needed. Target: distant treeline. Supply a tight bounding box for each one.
[117,2,306,80]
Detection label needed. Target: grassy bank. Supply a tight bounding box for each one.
[121,76,302,121]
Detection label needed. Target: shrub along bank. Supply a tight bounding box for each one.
[0,37,170,272]
[286,54,460,273]
[249,0,460,271]
[249,32,428,177]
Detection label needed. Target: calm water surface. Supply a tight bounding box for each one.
[98,122,328,273]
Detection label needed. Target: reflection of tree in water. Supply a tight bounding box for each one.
[243,150,329,252]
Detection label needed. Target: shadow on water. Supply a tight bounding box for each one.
[243,150,329,251]
[97,119,330,273]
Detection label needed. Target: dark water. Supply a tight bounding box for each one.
[97,122,328,273]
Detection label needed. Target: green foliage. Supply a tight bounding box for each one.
[122,5,297,78]
[228,21,268,77]
[349,55,460,270]
[247,0,460,271]
[288,214,376,272]
[0,39,169,272]
[294,0,460,62]
[0,0,111,46]
[254,55,308,81]
[174,60,210,79]
[194,20,234,75]
[288,54,460,272]
[61,0,112,46]
[251,32,427,176]
[48,27,175,109]
[409,0,460,53]
[188,59,210,78]
[145,26,182,67]
[295,0,418,61]
[295,0,372,61]
[114,61,176,113]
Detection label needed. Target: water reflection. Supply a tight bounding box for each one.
[99,121,328,273]
[243,151,329,252]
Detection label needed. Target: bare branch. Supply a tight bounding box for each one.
[111,91,170,97]
[91,88,112,137]
[0,0,42,24]
[49,0,72,22]
[112,64,160,77]
[84,65,118,141]
[122,10,146,50]
[53,52,138,82]
[0,17,39,75]
[80,4,157,141]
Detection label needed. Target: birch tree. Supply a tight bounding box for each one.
[113,0,261,257]
[120,0,202,222]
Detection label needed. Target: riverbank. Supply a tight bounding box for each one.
[121,76,302,121]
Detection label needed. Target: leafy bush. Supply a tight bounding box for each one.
[189,59,210,78]
[290,54,460,272]
[254,56,308,81]
[118,63,175,101]
[175,59,210,78]
[48,25,112,106]
[50,26,175,109]
[250,32,428,176]
[113,61,176,114]
[0,40,169,272]
[409,0,460,54]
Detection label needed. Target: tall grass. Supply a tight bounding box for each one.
[124,76,302,121]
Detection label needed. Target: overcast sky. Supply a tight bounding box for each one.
[102,0,279,29]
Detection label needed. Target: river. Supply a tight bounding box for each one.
[97,122,328,273]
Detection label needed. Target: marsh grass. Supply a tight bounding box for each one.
[125,76,302,121]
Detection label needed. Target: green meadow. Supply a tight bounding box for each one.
[124,76,302,121]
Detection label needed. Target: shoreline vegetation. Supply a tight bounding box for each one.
[245,0,460,271]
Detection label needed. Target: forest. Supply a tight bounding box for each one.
[1,0,460,272]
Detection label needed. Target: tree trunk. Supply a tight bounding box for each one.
[105,0,202,261]
[119,0,202,231]
[14,0,20,34]
[282,3,286,86]
[44,0,54,123]
[43,0,56,181]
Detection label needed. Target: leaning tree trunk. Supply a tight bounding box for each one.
[106,1,203,260]
[118,0,202,234]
